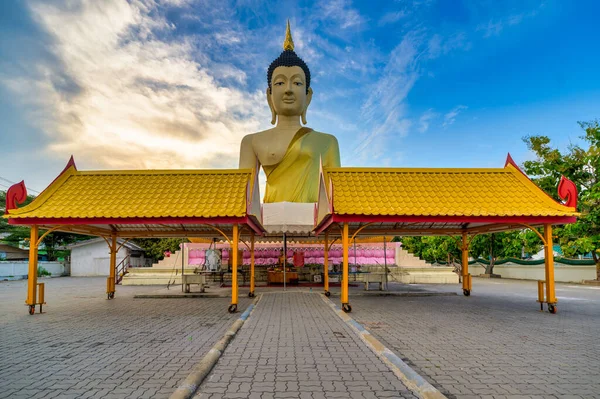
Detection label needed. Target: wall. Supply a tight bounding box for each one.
[0,261,65,279]
[468,262,596,283]
[70,241,129,276]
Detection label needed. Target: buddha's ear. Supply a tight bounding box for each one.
[266,87,277,125]
[302,87,313,125]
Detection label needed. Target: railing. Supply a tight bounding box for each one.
[115,255,131,284]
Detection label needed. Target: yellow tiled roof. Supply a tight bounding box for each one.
[7,167,253,219]
[324,165,578,217]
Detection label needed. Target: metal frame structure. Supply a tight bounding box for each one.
[5,154,578,316]
[4,158,264,315]
[313,156,579,315]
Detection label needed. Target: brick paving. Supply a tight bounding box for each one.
[195,291,418,399]
[348,279,600,399]
[4,276,599,399]
[0,277,250,399]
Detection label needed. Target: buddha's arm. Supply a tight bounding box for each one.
[324,135,341,168]
[239,134,258,169]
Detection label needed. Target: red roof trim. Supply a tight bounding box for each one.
[504,153,528,178]
[5,181,27,214]
[245,215,266,235]
[8,216,263,232]
[331,214,577,225]
[558,176,578,209]
[314,214,334,235]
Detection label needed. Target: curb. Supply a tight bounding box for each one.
[352,292,458,298]
[134,293,228,299]
[320,295,446,399]
[169,296,261,399]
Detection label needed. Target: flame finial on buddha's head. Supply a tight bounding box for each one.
[283,19,294,51]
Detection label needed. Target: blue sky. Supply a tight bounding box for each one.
[1,0,599,196]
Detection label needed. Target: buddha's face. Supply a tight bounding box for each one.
[269,66,312,118]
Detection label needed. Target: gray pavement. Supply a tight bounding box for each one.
[0,277,250,399]
[2,276,600,399]
[195,291,418,399]
[348,278,600,399]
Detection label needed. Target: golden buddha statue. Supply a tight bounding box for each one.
[239,21,341,203]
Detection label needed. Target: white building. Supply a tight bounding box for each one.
[67,238,147,276]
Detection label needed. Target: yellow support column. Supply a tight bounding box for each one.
[249,232,255,298]
[323,232,330,297]
[461,232,471,296]
[341,223,351,312]
[229,224,239,313]
[26,225,39,315]
[107,232,117,299]
[544,224,558,313]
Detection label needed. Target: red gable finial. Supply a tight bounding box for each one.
[63,155,77,172]
[5,181,27,213]
[558,176,577,208]
[504,153,529,178]
[504,153,516,168]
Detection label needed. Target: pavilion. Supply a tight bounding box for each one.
[4,155,578,315]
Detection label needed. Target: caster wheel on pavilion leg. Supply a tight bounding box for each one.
[324,291,331,297]
[28,305,35,315]
[228,304,238,313]
[248,292,255,298]
[342,303,352,313]
[463,289,470,296]
[548,304,557,314]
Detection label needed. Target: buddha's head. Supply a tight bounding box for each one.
[266,21,313,125]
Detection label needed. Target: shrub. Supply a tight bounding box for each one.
[37,266,51,277]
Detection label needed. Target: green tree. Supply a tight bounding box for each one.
[469,231,542,275]
[0,190,36,245]
[2,190,91,260]
[401,236,461,264]
[133,238,188,263]
[402,230,542,278]
[522,120,600,278]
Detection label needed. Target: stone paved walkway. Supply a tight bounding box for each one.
[195,291,418,399]
[0,277,250,399]
[349,279,600,399]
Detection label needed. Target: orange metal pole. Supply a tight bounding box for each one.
[342,223,349,307]
[544,224,557,306]
[461,232,471,295]
[324,232,330,295]
[250,232,255,296]
[26,225,39,311]
[107,232,117,298]
[231,224,239,307]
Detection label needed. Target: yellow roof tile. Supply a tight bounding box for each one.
[7,167,253,219]
[324,165,578,217]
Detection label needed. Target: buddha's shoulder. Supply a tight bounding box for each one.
[308,130,339,145]
[242,128,276,142]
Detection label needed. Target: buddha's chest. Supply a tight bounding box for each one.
[253,133,295,166]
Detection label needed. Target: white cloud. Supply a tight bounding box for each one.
[378,11,407,27]
[443,105,467,127]
[418,109,438,133]
[476,6,543,38]
[318,0,366,30]
[355,34,420,162]
[428,32,471,59]
[477,20,505,38]
[1,0,271,173]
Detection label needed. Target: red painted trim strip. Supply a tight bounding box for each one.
[245,216,266,235]
[505,153,528,178]
[331,214,577,225]
[8,216,250,226]
[314,214,334,235]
